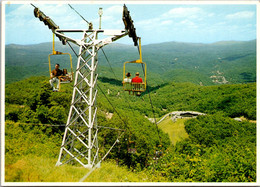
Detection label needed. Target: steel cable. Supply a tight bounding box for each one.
[100,48,134,112]
[138,45,162,145]
[68,4,90,25]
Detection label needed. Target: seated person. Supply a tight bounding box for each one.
[131,72,143,83]
[123,72,132,83]
[49,63,63,91]
[132,72,143,95]
[60,69,71,82]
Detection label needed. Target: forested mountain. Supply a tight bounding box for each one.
[4,39,256,182]
[5,76,256,182]
[5,40,256,85]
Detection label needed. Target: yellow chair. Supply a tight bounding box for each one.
[122,38,146,96]
[48,34,73,91]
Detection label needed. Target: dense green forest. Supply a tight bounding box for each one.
[5,40,256,85]
[4,38,256,183]
[5,75,256,182]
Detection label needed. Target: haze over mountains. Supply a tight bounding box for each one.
[5,40,256,85]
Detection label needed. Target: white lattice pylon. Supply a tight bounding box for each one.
[55,29,127,168]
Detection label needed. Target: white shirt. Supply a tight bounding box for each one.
[124,78,131,83]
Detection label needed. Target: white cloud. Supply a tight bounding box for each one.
[178,19,198,30]
[162,7,202,19]
[161,20,173,26]
[136,17,160,29]
[5,4,256,45]
[101,9,124,29]
[6,4,82,29]
[105,5,122,16]
[180,20,195,26]
[39,4,71,17]
[136,7,203,31]
[37,4,81,28]
[6,4,32,18]
[226,11,254,19]
[208,13,215,17]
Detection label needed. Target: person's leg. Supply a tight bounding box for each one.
[56,78,60,90]
[50,77,59,91]
[49,78,55,90]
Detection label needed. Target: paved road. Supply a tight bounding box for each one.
[149,111,206,124]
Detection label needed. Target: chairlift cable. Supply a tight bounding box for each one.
[99,48,143,149]
[97,83,136,145]
[136,38,164,89]
[128,36,162,145]
[68,4,90,25]
[30,3,37,8]
[101,48,118,79]
[67,41,79,58]
[100,48,135,113]
[140,54,162,146]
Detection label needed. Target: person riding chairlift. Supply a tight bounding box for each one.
[49,63,63,91]
[132,72,143,83]
[123,72,132,94]
[132,72,143,96]
[124,72,132,83]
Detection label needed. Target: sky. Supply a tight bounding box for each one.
[4,2,257,45]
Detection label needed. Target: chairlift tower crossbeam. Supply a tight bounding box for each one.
[55,29,127,168]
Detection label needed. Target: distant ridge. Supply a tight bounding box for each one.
[5,40,256,85]
[5,39,256,48]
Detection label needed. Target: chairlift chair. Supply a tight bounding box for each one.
[122,38,146,96]
[48,34,74,91]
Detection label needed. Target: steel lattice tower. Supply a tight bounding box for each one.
[33,4,137,169]
[55,29,127,168]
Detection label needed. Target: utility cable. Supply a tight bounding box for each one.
[8,122,66,127]
[11,122,125,132]
[68,4,90,25]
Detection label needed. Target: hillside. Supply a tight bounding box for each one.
[158,117,189,145]
[4,76,256,182]
[5,40,256,85]
[5,148,155,182]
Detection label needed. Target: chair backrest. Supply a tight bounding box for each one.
[123,82,145,92]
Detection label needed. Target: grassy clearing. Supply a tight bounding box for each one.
[5,121,163,183]
[158,116,189,145]
[5,155,154,182]
[83,161,153,182]
[5,155,88,182]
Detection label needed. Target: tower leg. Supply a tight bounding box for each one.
[56,31,99,168]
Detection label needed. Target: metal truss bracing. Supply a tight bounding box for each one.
[55,29,127,168]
